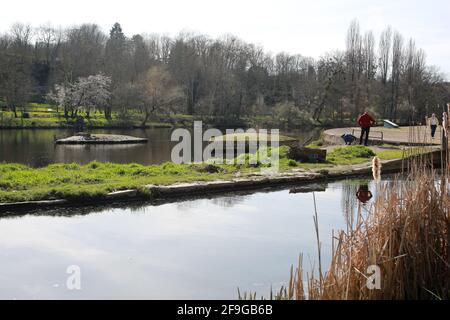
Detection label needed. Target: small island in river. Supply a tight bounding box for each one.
[55,132,148,144]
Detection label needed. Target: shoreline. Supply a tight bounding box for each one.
[0,149,442,212]
[0,123,174,130]
[0,124,325,130]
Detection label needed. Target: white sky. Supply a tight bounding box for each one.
[1,0,449,78]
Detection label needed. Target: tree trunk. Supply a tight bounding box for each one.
[141,111,150,127]
[104,106,112,120]
[11,104,18,118]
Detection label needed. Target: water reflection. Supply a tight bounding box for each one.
[0,128,175,167]
[0,176,406,299]
[356,184,373,204]
[0,179,354,299]
[340,179,377,231]
[0,128,321,167]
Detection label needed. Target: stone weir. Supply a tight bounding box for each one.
[55,133,148,144]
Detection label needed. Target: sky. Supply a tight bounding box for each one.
[1,0,449,78]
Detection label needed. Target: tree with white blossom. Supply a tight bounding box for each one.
[48,74,111,118]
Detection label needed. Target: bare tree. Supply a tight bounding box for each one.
[136,65,184,126]
[378,26,392,117]
[0,24,34,117]
[0,20,447,128]
[346,19,364,116]
[363,31,376,103]
[390,31,404,121]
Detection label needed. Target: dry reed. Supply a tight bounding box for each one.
[240,153,450,300]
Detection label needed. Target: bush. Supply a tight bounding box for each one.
[272,102,314,128]
[89,161,101,169]
[328,145,375,162]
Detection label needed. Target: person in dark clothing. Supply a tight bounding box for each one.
[357,112,376,146]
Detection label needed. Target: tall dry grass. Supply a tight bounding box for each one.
[240,154,450,300]
[325,169,447,299]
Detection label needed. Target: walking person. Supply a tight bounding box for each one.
[427,113,439,139]
[357,111,376,146]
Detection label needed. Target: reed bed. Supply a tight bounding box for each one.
[241,150,450,300]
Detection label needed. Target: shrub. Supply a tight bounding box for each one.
[89,161,101,169]
[327,145,375,164]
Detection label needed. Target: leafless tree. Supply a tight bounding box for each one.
[0,20,447,127]
[136,65,184,126]
[378,26,392,117]
[390,31,404,121]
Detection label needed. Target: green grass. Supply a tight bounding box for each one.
[0,146,294,202]
[0,145,414,203]
[305,136,325,148]
[0,103,180,128]
[376,147,428,160]
[211,132,297,142]
[0,102,278,129]
[376,149,405,160]
[327,145,376,165]
[325,145,415,164]
[0,161,237,202]
[305,141,323,148]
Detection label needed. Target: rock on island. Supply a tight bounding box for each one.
[55,133,148,144]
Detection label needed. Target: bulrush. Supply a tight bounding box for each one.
[372,156,382,182]
[241,162,450,300]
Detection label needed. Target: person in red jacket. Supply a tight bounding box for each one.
[357,111,376,146]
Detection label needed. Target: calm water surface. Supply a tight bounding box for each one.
[0,179,382,299]
[0,128,322,167]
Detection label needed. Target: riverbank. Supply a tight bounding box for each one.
[0,111,174,129]
[0,145,440,211]
[0,103,190,129]
[0,103,354,130]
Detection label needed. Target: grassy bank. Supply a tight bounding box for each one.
[0,145,410,203]
[0,103,187,129]
[0,102,348,129]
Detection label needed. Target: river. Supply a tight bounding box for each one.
[0,178,385,299]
